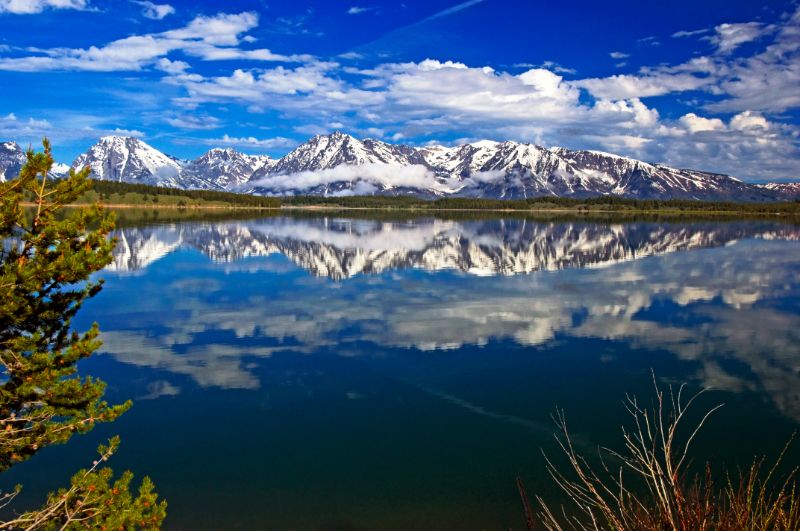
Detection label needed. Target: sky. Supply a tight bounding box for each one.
[0,0,798,182]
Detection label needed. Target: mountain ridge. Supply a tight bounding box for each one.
[1,133,798,201]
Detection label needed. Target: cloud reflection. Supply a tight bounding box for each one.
[95,217,800,420]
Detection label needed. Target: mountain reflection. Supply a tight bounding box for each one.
[94,217,800,423]
[109,217,800,278]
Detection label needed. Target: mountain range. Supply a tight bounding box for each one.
[2,133,798,201]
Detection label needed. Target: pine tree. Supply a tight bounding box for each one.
[0,139,166,528]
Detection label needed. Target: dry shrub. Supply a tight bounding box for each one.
[527,377,799,531]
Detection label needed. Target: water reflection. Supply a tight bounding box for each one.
[94,216,800,423]
[108,217,800,278]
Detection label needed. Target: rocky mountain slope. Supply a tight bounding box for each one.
[181,148,274,190]
[2,133,797,201]
[71,136,183,187]
[0,141,25,182]
[1,141,70,181]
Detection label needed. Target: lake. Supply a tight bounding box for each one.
[5,213,800,530]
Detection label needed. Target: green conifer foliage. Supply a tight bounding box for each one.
[0,140,165,529]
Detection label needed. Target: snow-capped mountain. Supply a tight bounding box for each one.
[50,162,70,176]
[182,148,274,190]
[265,131,426,174]
[246,131,439,196]
[249,133,797,201]
[757,182,800,197]
[71,136,184,187]
[0,141,71,181]
[0,141,25,182]
[10,132,795,201]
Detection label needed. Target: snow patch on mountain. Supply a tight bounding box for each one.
[182,147,275,189]
[0,141,25,182]
[72,136,183,186]
[4,132,795,201]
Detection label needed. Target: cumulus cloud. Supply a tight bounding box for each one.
[156,35,800,181]
[609,51,629,59]
[730,110,769,131]
[3,6,799,182]
[0,0,87,14]
[679,112,725,133]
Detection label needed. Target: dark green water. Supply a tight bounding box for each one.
[4,215,800,530]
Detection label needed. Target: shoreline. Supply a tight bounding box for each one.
[35,203,799,216]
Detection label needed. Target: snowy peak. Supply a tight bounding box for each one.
[1,141,71,181]
[50,162,70,176]
[8,133,798,201]
[72,136,182,187]
[757,182,800,199]
[182,148,275,189]
[264,132,422,177]
[0,141,25,182]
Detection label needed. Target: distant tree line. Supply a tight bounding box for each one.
[282,194,800,213]
[85,180,800,213]
[90,180,281,208]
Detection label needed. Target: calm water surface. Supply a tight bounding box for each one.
[6,214,800,530]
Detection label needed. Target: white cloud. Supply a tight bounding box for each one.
[165,114,220,130]
[730,110,769,131]
[575,72,711,100]
[574,7,800,116]
[0,112,145,145]
[347,6,373,15]
[206,134,296,150]
[155,57,189,74]
[0,11,308,72]
[0,112,51,133]
[0,0,87,14]
[133,0,174,20]
[708,22,775,54]
[679,112,725,133]
[158,48,800,180]
[247,163,451,193]
[609,51,629,59]
[2,7,798,182]
[672,28,709,38]
[704,10,800,112]
[534,61,577,75]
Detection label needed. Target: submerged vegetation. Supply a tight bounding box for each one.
[525,379,799,530]
[0,140,165,528]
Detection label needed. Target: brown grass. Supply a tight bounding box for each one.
[525,377,799,530]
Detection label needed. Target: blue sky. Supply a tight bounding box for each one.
[0,0,799,181]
